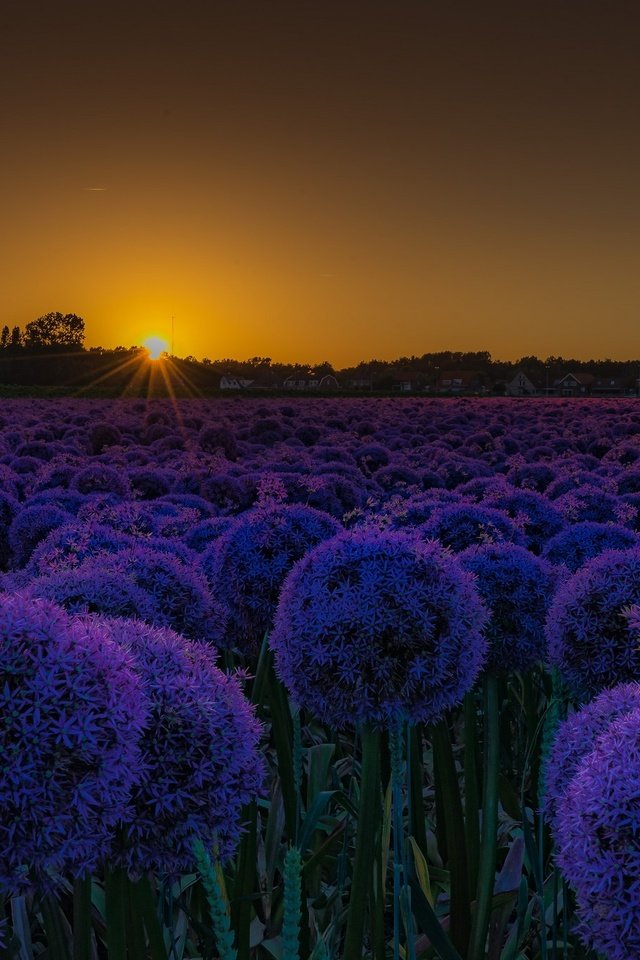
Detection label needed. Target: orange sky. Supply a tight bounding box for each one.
[3,1,640,365]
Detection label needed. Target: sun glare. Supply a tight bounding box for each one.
[142,335,168,360]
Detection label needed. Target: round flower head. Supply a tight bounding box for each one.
[460,543,557,673]
[484,489,564,554]
[8,503,72,568]
[419,503,525,552]
[0,595,145,894]
[542,521,639,573]
[203,504,341,651]
[546,548,640,697]
[95,618,265,875]
[555,707,640,960]
[270,530,488,729]
[543,682,640,831]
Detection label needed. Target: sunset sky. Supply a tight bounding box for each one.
[3,1,640,365]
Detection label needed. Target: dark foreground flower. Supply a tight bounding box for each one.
[203,504,341,651]
[543,682,640,830]
[0,595,145,894]
[546,548,640,697]
[96,618,265,875]
[542,520,639,573]
[461,543,557,673]
[555,706,640,960]
[270,530,488,728]
[419,503,525,552]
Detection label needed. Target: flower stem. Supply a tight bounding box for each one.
[343,724,381,960]
[467,673,500,960]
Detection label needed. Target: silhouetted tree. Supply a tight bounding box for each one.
[10,326,22,348]
[0,326,9,350]
[24,312,85,349]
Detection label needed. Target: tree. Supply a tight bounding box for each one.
[24,312,85,349]
[0,326,9,349]
[10,326,22,348]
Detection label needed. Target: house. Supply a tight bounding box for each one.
[437,371,486,394]
[220,375,254,390]
[391,369,427,393]
[347,377,374,391]
[591,376,628,397]
[554,373,595,396]
[506,370,543,396]
[282,375,319,390]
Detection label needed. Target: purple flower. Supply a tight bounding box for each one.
[96,618,265,875]
[270,530,488,729]
[483,489,564,554]
[203,504,341,651]
[0,595,145,894]
[460,543,557,672]
[555,706,640,960]
[420,503,525,552]
[546,548,640,696]
[8,503,72,568]
[543,682,640,830]
[542,521,639,573]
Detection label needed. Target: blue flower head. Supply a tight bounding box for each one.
[270,529,488,729]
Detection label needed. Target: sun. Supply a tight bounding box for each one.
[142,335,168,360]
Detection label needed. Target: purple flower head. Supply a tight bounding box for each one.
[555,707,640,960]
[542,521,639,573]
[270,530,488,729]
[543,682,640,830]
[8,503,72,568]
[546,548,640,697]
[70,463,132,499]
[27,560,159,622]
[0,595,145,895]
[204,504,341,651]
[27,521,137,575]
[483,489,564,554]
[555,484,636,527]
[95,617,265,875]
[420,503,525,552]
[460,543,557,673]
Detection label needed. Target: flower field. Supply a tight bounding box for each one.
[1,396,640,960]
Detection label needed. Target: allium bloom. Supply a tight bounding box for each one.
[8,503,72,568]
[484,489,564,554]
[543,682,640,830]
[96,618,265,874]
[555,707,640,960]
[460,543,557,672]
[419,503,525,552]
[203,504,341,650]
[270,530,488,728]
[0,595,145,894]
[546,548,640,696]
[542,521,639,573]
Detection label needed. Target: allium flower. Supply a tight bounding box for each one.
[542,521,639,573]
[555,484,635,527]
[270,530,488,729]
[27,561,159,622]
[96,618,265,874]
[419,503,525,552]
[0,595,145,894]
[70,464,132,498]
[460,543,557,672]
[8,503,72,568]
[484,489,564,554]
[203,505,341,650]
[546,548,640,696]
[555,707,640,960]
[543,682,640,830]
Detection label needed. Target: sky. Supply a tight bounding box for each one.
[2,0,640,366]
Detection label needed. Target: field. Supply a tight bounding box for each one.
[1,396,639,960]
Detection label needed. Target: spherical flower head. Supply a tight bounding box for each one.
[543,682,640,830]
[8,503,72,568]
[546,548,640,697]
[460,543,557,673]
[95,617,265,875]
[555,707,640,960]
[203,504,341,651]
[542,521,639,573]
[419,503,525,552]
[0,595,146,895]
[484,489,564,554]
[270,530,488,729]
[27,560,159,622]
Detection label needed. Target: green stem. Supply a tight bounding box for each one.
[135,874,169,960]
[41,890,71,960]
[267,662,297,840]
[463,691,480,895]
[72,875,92,960]
[231,801,258,960]
[467,673,500,960]
[432,717,471,956]
[408,724,428,861]
[104,868,127,960]
[343,725,381,960]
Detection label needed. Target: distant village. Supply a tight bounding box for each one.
[1,314,639,396]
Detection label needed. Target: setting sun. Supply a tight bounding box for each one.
[142,335,168,360]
